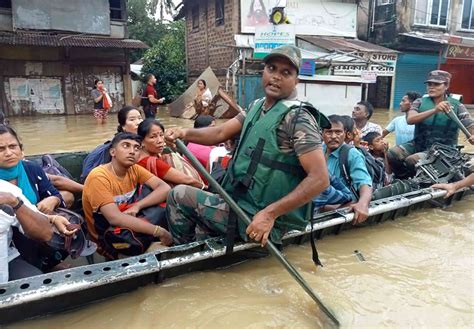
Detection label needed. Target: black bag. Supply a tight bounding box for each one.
[103,185,167,256]
[41,154,74,179]
[47,208,86,259]
[339,144,385,199]
[13,208,86,271]
[140,87,150,107]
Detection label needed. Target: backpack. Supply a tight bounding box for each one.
[140,87,150,107]
[80,141,111,183]
[338,144,385,199]
[41,154,73,179]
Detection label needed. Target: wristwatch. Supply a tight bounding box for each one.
[12,197,24,211]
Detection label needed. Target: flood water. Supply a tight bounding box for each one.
[6,107,474,328]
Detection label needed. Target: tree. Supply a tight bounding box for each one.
[141,20,187,102]
[150,0,176,20]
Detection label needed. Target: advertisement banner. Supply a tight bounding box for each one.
[254,25,295,59]
[240,0,356,37]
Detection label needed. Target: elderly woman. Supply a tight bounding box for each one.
[137,119,205,189]
[0,125,75,277]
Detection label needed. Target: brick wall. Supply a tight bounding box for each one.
[185,0,238,83]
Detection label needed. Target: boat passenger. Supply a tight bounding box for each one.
[382,91,420,145]
[387,70,474,179]
[352,101,382,139]
[81,105,143,182]
[0,125,77,271]
[165,45,331,247]
[1,180,75,283]
[186,115,216,169]
[432,173,474,198]
[363,131,392,185]
[137,119,205,189]
[319,115,373,219]
[82,132,172,259]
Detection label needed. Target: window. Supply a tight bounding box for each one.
[0,0,11,10]
[192,5,199,29]
[215,0,225,26]
[414,0,450,27]
[109,0,125,20]
[462,0,474,30]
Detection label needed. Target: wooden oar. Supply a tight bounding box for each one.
[176,139,340,327]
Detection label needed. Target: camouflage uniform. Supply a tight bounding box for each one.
[388,97,474,179]
[166,103,323,244]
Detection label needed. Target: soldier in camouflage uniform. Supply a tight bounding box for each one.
[165,45,332,247]
[387,70,474,179]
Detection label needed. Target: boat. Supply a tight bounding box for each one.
[0,143,472,324]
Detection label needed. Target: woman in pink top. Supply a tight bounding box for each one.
[186,115,216,168]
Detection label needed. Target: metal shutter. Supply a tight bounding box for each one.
[392,53,439,109]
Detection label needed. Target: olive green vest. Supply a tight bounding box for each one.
[222,98,328,243]
[414,95,460,152]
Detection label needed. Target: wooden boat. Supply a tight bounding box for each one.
[0,144,472,324]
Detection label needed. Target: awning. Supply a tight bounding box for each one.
[401,32,474,47]
[298,36,397,54]
[0,32,149,49]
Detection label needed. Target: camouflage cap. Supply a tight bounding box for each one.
[263,45,301,73]
[425,70,451,84]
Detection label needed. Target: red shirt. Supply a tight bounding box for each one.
[137,156,171,178]
[145,84,157,99]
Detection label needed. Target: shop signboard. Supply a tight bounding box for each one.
[332,52,397,76]
[446,45,474,60]
[253,25,295,59]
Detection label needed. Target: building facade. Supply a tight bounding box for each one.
[0,0,147,116]
[178,0,400,114]
[358,0,474,109]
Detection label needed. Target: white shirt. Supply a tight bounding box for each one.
[0,179,39,283]
[208,146,230,172]
[360,121,383,139]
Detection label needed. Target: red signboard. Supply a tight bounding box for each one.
[446,45,474,60]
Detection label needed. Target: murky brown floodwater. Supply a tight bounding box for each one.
[6,107,474,328]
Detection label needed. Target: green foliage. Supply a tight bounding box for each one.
[141,20,187,102]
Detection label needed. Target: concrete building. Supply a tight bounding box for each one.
[176,0,397,115]
[0,0,147,116]
[357,0,474,109]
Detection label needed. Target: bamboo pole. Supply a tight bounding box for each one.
[176,139,340,327]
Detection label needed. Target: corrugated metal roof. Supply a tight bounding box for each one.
[0,32,149,49]
[298,36,397,53]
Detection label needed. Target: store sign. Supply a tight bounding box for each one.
[333,64,366,75]
[361,71,377,83]
[333,52,397,76]
[446,45,474,60]
[254,25,295,59]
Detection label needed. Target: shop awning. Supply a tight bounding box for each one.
[0,32,149,49]
[298,36,397,54]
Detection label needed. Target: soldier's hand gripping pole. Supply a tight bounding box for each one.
[176,139,340,327]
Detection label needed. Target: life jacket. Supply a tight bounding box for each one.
[221,98,329,243]
[414,95,460,152]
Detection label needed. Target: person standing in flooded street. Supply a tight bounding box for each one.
[91,79,111,125]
